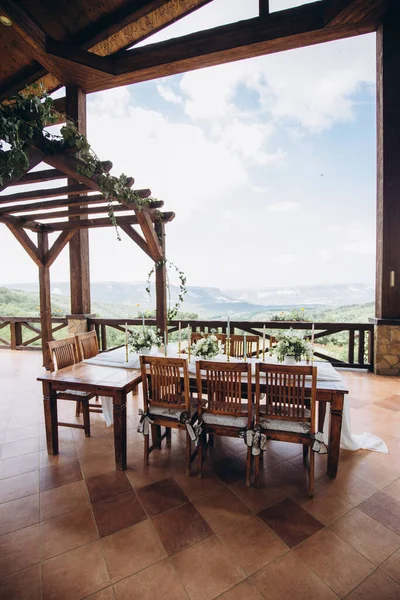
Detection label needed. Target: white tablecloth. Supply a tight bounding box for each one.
[84,348,388,452]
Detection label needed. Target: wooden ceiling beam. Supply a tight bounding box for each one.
[0,212,40,231]
[37,149,102,189]
[0,184,92,205]
[8,168,68,187]
[0,189,155,215]
[108,0,379,88]
[135,209,163,261]
[46,39,117,75]
[5,223,43,267]
[22,204,139,223]
[0,0,69,83]
[119,223,153,259]
[326,0,387,26]
[39,212,175,231]
[70,1,169,51]
[44,230,77,267]
[0,62,47,103]
[0,148,43,193]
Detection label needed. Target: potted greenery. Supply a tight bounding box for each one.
[272,329,313,364]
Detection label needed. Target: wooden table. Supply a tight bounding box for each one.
[38,359,348,478]
[38,363,141,470]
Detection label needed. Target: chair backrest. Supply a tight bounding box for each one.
[191,332,226,345]
[48,337,79,371]
[75,330,99,361]
[255,363,317,430]
[196,360,252,423]
[229,335,259,358]
[140,355,190,412]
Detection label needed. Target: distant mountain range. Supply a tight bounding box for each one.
[1,281,375,318]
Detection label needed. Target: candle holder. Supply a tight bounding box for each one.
[187,344,191,362]
[125,343,129,363]
[262,348,265,362]
[226,337,230,362]
[178,340,181,357]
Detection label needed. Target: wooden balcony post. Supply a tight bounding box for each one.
[66,85,91,315]
[373,7,400,375]
[10,321,22,349]
[38,230,53,369]
[376,7,400,319]
[155,221,167,339]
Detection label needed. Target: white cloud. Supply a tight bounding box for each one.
[271,253,302,265]
[317,249,332,260]
[157,84,182,104]
[268,201,300,212]
[179,34,375,132]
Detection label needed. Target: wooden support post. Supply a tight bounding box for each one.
[10,322,22,349]
[259,0,269,17]
[155,221,167,338]
[66,85,91,315]
[38,230,53,369]
[376,7,400,320]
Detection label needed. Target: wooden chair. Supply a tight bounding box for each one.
[229,334,259,358]
[255,363,317,497]
[48,337,95,437]
[75,330,99,361]
[75,330,102,416]
[196,361,253,486]
[140,355,197,476]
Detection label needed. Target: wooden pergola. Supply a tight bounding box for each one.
[0,0,399,373]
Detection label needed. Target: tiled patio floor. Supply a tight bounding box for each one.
[0,350,400,599]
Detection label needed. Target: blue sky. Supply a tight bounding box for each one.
[0,0,377,290]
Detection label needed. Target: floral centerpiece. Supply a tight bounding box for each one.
[129,327,162,354]
[272,329,313,363]
[191,334,222,360]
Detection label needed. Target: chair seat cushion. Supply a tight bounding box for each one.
[260,419,310,434]
[203,413,248,428]
[149,405,190,421]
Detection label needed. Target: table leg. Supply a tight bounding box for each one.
[43,381,58,455]
[327,392,344,478]
[113,391,127,470]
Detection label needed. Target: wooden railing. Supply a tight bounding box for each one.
[0,316,68,350]
[87,318,375,371]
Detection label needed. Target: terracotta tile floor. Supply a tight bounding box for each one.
[1,351,400,599]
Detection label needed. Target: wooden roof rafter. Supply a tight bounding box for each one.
[0,0,215,101]
[0,0,390,101]
[0,139,174,262]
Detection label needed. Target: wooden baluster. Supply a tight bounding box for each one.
[101,324,107,351]
[358,330,365,365]
[348,330,355,364]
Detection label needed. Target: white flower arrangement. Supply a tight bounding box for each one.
[129,327,162,354]
[272,329,313,363]
[191,334,222,359]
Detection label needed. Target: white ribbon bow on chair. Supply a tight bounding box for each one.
[311,432,328,454]
[244,428,267,456]
[137,409,154,436]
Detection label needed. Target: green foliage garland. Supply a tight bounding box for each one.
[0,86,159,239]
[146,259,187,321]
[1,87,188,320]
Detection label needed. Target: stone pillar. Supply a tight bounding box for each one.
[373,321,400,375]
[66,314,96,336]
